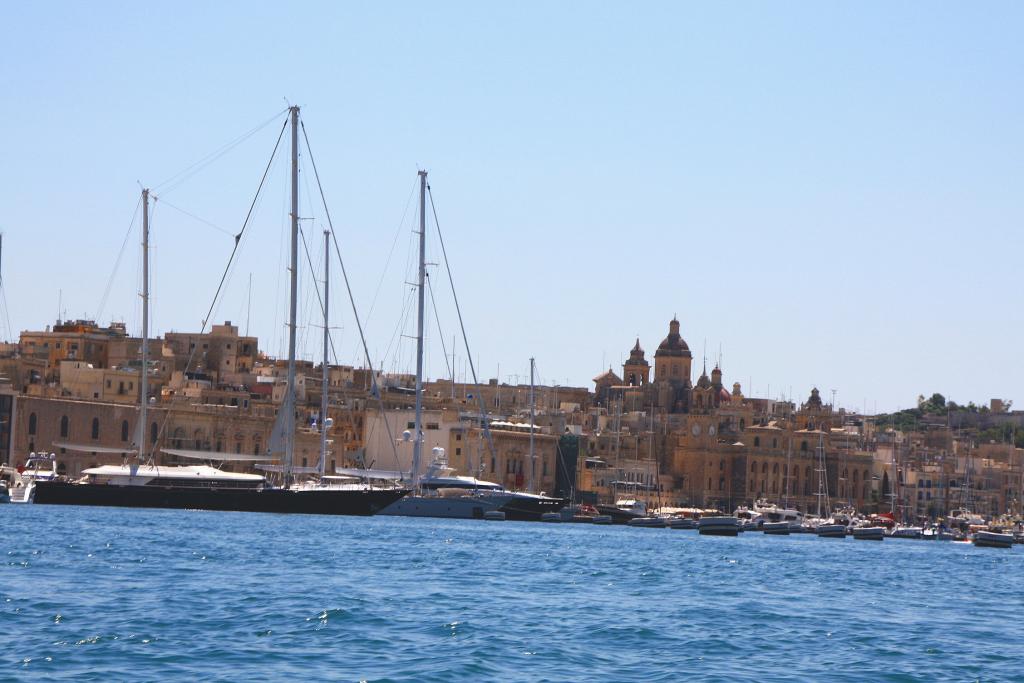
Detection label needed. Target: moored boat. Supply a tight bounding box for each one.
[889,525,924,539]
[33,109,411,517]
[816,523,847,539]
[852,526,885,541]
[762,521,791,535]
[667,517,698,530]
[2,453,59,504]
[628,516,668,528]
[973,530,1014,548]
[698,515,740,536]
[596,498,648,525]
[35,464,407,515]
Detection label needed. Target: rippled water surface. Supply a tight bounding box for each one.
[3,505,1024,681]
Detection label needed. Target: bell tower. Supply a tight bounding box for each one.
[623,338,650,387]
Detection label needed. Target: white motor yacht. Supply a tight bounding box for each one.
[2,453,60,503]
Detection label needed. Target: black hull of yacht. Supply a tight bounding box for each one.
[33,481,408,516]
[499,496,567,521]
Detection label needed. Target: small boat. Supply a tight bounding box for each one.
[628,516,667,528]
[596,498,648,525]
[561,503,600,523]
[762,521,791,535]
[922,527,955,541]
[852,526,885,541]
[0,481,9,504]
[592,515,613,525]
[667,517,697,530]
[889,525,924,539]
[816,523,847,539]
[973,530,1013,548]
[698,516,739,536]
[483,510,506,521]
[949,508,986,529]
[540,512,562,522]
[734,506,763,530]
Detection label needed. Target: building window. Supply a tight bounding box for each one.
[60,415,69,438]
[455,448,461,456]
[151,423,158,445]
[754,437,760,448]
[91,418,99,440]
[801,441,808,452]
[751,461,757,473]
[772,438,778,449]
[28,413,37,436]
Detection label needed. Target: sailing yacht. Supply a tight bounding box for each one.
[369,176,564,521]
[34,107,408,515]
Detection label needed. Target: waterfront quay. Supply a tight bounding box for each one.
[2,315,1022,529]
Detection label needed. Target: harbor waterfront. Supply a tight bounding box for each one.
[4,505,1024,682]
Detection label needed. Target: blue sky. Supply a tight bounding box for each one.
[1,2,1021,412]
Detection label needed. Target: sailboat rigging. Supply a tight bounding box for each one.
[373,172,565,520]
[33,106,408,515]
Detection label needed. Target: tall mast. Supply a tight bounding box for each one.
[284,105,300,485]
[140,187,150,461]
[411,170,427,484]
[528,357,536,493]
[816,432,826,518]
[319,229,330,478]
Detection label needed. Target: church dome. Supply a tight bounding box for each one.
[654,318,692,358]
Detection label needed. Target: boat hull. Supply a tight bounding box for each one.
[499,496,567,521]
[628,516,667,528]
[377,494,502,519]
[762,521,791,535]
[595,504,644,525]
[973,531,1014,549]
[816,524,847,538]
[33,481,408,516]
[852,527,885,541]
[698,516,740,536]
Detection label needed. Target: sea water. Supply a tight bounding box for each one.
[2,505,1023,682]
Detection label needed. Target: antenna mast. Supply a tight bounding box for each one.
[320,229,330,478]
